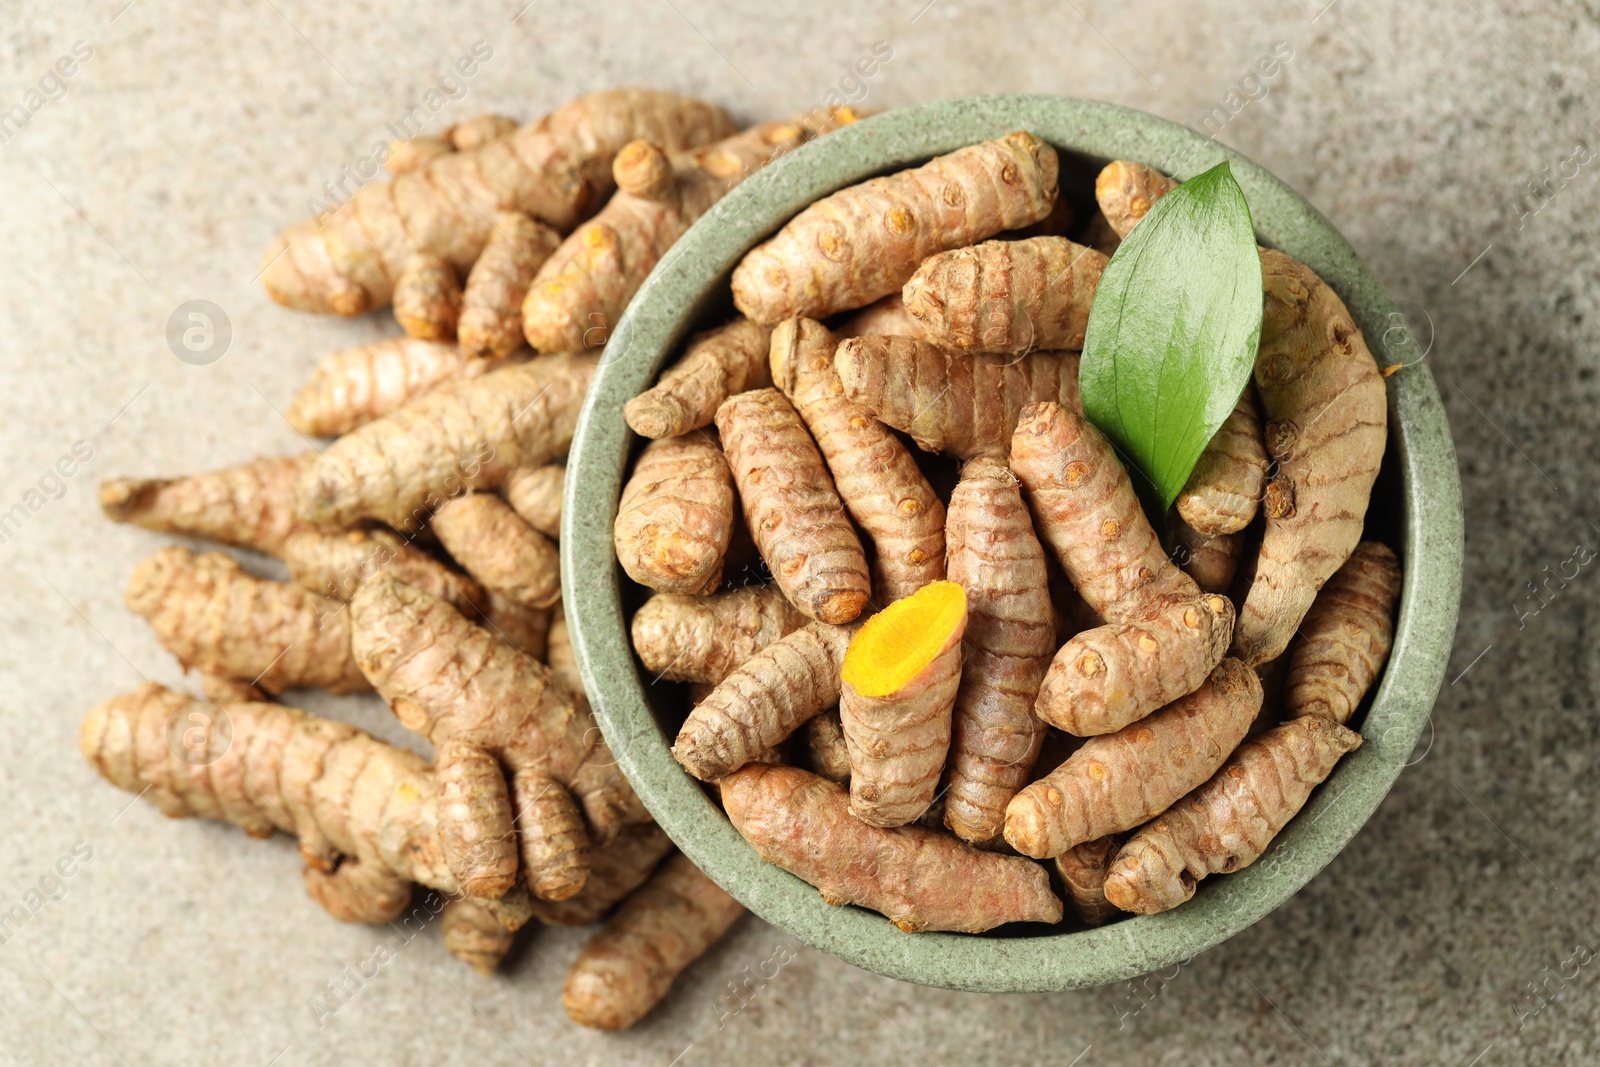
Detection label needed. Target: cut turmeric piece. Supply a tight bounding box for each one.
[721,764,1062,932]
[1103,715,1362,914]
[839,581,967,827]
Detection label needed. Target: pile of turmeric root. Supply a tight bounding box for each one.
[620,137,1402,931]
[86,86,1402,1022]
[84,88,869,1031]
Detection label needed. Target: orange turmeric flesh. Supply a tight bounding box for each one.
[840,580,968,697]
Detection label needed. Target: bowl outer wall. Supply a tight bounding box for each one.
[560,95,1463,993]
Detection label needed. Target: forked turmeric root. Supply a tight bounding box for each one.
[351,575,648,902]
[82,684,535,964]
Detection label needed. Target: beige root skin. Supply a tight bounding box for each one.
[262,89,735,316]
[1054,835,1124,926]
[731,131,1059,324]
[1077,211,1123,258]
[836,336,1080,460]
[388,135,453,176]
[614,434,735,596]
[1005,659,1262,858]
[440,897,517,975]
[623,318,774,439]
[199,673,266,704]
[1104,716,1362,914]
[80,684,536,958]
[841,608,966,828]
[351,575,649,900]
[770,317,946,602]
[902,237,1107,355]
[630,584,808,685]
[563,854,745,1030]
[1094,160,1179,240]
[100,452,323,558]
[1176,388,1269,536]
[127,545,368,695]
[503,463,564,537]
[803,708,852,784]
[1011,403,1233,735]
[530,824,674,926]
[545,603,587,712]
[835,292,920,339]
[483,593,551,660]
[446,113,518,152]
[1233,250,1388,666]
[715,389,871,623]
[393,254,462,341]
[525,119,817,354]
[295,353,594,531]
[458,211,561,358]
[286,337,519,437]
[672,621,853,781]
[1169,516,1245,596]
[722,764,1062,932]
[941,461,1056,844]
[433,492,562,610]
[1286,542,1401,725]
[283,528,485,612]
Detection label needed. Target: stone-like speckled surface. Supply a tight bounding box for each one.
[2,2,1594,1064]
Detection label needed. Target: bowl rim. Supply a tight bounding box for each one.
[561,94,1464,993]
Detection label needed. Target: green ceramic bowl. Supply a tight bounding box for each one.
[561,95,1462,993]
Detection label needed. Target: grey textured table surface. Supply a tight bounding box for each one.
[2,2,1594,1065]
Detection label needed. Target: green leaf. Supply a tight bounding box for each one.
[1078,160,1263,526]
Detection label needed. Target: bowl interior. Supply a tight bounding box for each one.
[561,95,1463,993]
